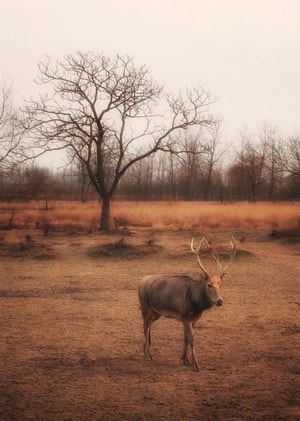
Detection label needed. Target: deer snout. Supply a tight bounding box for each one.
[216,298,223,306]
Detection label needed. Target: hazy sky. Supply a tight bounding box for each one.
[1,0,300,144]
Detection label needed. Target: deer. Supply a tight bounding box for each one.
[138,237,236,371]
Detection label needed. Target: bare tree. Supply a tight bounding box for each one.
[257,122,282,201]
[166,126,218,200]
[23,52,216,230]
[245,144,266,202]
[276,135,300,198]
[0,81,24,172]
[120,124,225,201]
[198,123,226,200]
[228,128,266,201]
[24,166,52,201]
[277,135,300,178]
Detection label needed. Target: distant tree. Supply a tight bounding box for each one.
[227,128,267,201]
[120,124,225,201]
[0,164,51,201]
[173,129,205,200]
[24,166,52,200]
[164,124,224,201]
[257,123,282,201]
[226,129,250,200]
[245,144,266,202]
[198,123,226,200]
[23,52,216,229]
[277,135,300,199]
[0,81,24,172]
[277,135,300,178]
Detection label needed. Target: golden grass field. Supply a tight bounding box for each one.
[0,200,299,231]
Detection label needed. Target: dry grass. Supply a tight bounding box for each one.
[114,201,300,230]
[0,200,299,231]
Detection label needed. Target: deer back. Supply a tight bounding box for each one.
[139,274,211,320]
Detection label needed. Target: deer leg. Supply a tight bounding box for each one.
[143,311,160,360]
[182,321,199,371]
[143,320,152,360]
[180,330,191,365]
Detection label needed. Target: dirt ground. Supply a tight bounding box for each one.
[0,227,299,420]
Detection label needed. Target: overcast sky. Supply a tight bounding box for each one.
[1,0,300,147]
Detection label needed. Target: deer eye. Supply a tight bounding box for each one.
[207,283,212,288]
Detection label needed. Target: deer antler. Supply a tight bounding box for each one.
[212,250,223,275]
[191,237,210,277]
[213,236,237,276]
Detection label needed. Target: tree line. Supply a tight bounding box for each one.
[1,125,298,204]
[0,52,299,229]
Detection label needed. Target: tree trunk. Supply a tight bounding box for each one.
[100,195,111,231]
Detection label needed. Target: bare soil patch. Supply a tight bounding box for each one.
[0,228,299,420]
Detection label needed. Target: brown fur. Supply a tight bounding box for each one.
[138,273,223,370]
